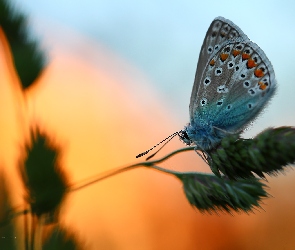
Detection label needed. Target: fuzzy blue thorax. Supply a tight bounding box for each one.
[180,122,229,151]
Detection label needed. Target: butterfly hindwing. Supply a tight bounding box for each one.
[192,37,276,133]
[217,41,276,132]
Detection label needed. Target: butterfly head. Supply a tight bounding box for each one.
[180,123,231,151]
[178,129,193,146]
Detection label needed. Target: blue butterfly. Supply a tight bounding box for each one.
[179,16,276,151]
[137,16,276,159]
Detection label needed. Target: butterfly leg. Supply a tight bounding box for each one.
[194,146,212,165]
[212,126,235,135]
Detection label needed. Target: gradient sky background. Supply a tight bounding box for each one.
[13,0,295,128]
[2,0,295,249]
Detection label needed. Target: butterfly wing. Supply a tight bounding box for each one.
[190,27,276,133]
[189,16,249,119]
[208,40,276,132]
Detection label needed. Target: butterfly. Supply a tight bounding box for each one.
[137,16,276,159]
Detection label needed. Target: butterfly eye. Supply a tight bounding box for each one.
[179,130,191,142]
[200,98,208,106]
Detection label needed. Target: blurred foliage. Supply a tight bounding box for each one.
[20,129,68,219]
[0,173,17,250]
[209,127,295,180]
[43,226,84,250]
[0,0,46,89]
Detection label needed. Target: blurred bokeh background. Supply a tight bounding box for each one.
[1,0,295,249]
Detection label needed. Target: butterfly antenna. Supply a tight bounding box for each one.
[145,134,177,160]
[136,131,181,159]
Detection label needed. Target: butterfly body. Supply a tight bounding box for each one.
[180,17,276,151]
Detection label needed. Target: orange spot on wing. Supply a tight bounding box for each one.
[220,53,229,62]
[242,53,250,60]
[254,69,264,78]
[247,59,257,69]
[210,59,215,66]
[258,81,268,90]
[232,50,240,57]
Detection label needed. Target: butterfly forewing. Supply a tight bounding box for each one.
[189,17,249,119]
